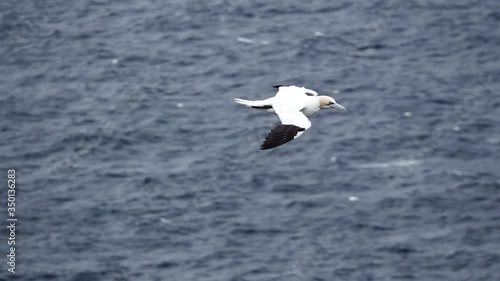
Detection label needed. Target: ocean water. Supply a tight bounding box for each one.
[1,0,499,280]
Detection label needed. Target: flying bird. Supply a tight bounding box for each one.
[234,85,346,150]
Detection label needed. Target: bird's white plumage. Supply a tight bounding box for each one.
[273,87,312,134]
[234,85,345,149]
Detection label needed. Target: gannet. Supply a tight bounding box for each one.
[235,85,346,150]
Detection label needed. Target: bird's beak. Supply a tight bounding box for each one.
[331,103,346,111]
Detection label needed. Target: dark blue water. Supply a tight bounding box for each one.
[1,0,499,280]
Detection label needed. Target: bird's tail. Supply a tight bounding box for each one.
[234,97,274,107]
[234,98,256,107]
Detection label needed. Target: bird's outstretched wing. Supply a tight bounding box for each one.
[261,124,307,150]
[272,85,318,96]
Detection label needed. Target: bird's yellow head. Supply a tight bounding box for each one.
[319,96,346,110]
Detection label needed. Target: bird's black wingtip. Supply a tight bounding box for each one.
[259,124,305,150]
[272,84,290,89]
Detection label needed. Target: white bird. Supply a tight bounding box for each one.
[235,85,346,150]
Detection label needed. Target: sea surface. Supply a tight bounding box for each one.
[1,0,500,280]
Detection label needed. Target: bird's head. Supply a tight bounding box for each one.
[319,96,346,111]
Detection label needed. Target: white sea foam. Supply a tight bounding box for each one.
[355,159,421,169]
[314,31,325,37]
[237,37,254,44]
